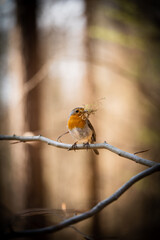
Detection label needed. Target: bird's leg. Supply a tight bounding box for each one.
[83,142,90,151]
[68,141,78,151]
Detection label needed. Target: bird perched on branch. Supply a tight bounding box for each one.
[67,107,99,155]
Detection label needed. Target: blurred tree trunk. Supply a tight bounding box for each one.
[15,0,45,232]
[85,0,101,238]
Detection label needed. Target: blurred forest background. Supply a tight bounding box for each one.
[0,0,160,239]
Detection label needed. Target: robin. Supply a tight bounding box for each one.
[67,107,99,155]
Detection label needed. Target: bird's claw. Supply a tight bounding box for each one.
[83,142,90,150]
[68,142,77,151]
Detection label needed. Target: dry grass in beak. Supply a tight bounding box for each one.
[82,98,105,117]
[83,104,98,118]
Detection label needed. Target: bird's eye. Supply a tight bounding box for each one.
[75,109,79,113]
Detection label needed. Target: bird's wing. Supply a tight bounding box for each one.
[87,119,96,142]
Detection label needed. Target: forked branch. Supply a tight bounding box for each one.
[0,134,159,239]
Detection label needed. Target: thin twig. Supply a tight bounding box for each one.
[56,131,69,142]
[70,226,94,240]
[134,149,150,155]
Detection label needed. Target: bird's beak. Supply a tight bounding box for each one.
[82,110,90,119]
[83,110,88,113]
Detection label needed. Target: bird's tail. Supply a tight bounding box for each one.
[93,149,99,155]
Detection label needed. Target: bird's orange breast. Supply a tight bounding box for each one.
[68,115,86,130]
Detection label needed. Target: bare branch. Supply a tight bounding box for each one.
[0,134,156,167]
[4,164,160,238]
